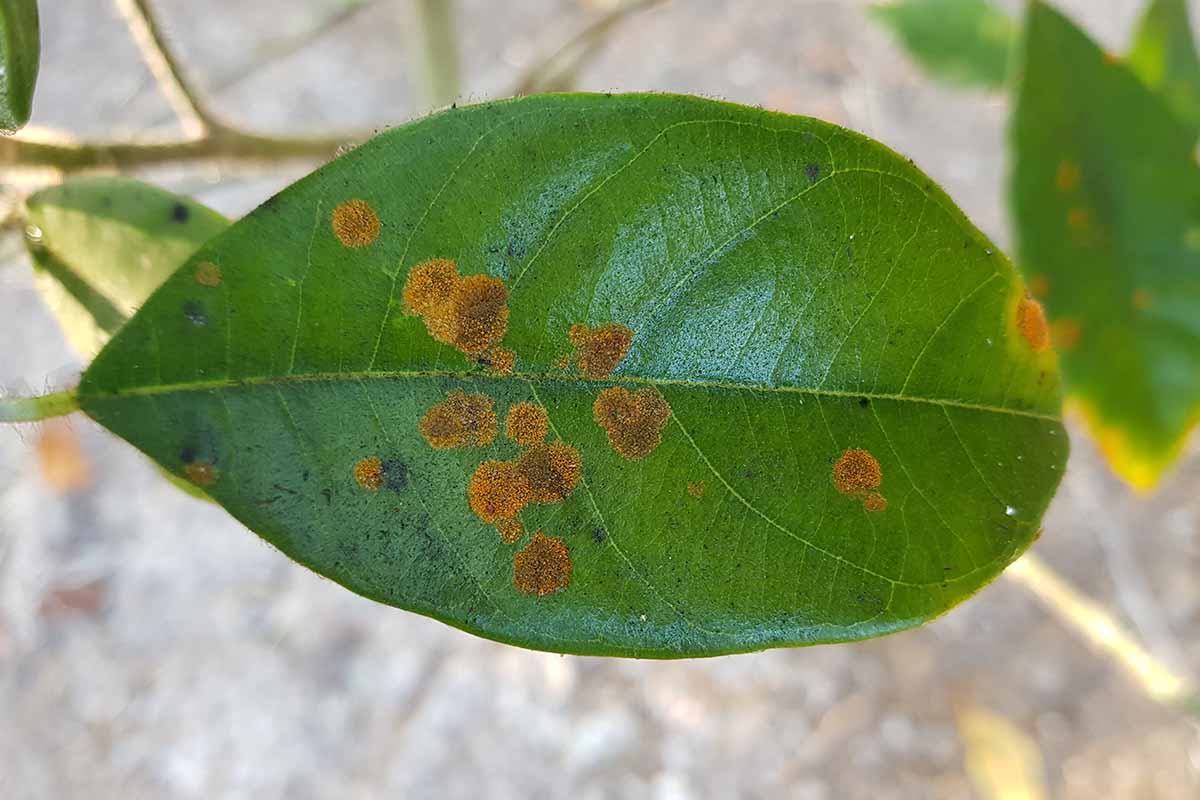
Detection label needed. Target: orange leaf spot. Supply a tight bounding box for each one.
[1051,317,1081,351]
[331,199,381,248]
[517,441,582,504]
[1054,160,1080,192]
[354,456,385,491]
[1016,293,1050,352]
[468,460,531,523]
[505,401,549,446]
[513,532,572,596]
[568,322,634,379]
[686,479,706,498]
[832,448,882,496]
[402,258,460,316]
[496,518,524,544]
[419,391,497,449]
[184,461,219,487]
[592,385,672,460]
[194,261,222,288]
[863,492,888,512]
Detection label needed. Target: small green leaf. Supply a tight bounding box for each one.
[0,0,39,131]
[1128,0,1200,136]
[25,177,229,358]
[870,0,1016,89]
[1011,2,1200,489]
[76,94,1065,656]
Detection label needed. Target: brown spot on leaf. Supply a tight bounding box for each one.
[1067,206,1092,232]
[505,402,549,446]
[354,457,385,491]
[1016,293,1050,352]
[517,441,582,504]
[402,260,510,356]
[1055,160,1080,192]
[445,274,510,354]
[184,461,219,487]
[863,492,889,512]
[331,199,380,248]
[1052,317,1082,351]
[195,261,222,288]
[1028,274,1049,298]
[402,258,460,316]
[468,460,531,523]
[592,385,672,460]
[36,420,91,493]
[496,518,524,544]
[486,346,515,375]
[513,532,572,596]
[419,391,497,449]
[832,448,882,496]
[687,479,706,498]
[568,322,634,378]
[1132,288,1152,310]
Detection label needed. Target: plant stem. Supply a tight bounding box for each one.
[0,389,80,423]
[113,0,222,137]
[411,0,460,109]
[1005,552,1198,719]
[0,128,363,172]
[514,0,669,95]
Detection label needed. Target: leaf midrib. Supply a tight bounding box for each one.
[79,368,1060,421]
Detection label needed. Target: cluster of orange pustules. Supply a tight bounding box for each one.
[832,447,888,512]
[402,259,510,358]
[593,385,672,460]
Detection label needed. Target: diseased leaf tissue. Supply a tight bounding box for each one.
[74,94,1066,657]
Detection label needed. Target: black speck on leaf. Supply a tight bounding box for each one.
[171,202,190,223]
[805,163,821,182]
[381,459,409,492]
[182,301,208,327]
[858,397,870,408]
[593,527,608,543]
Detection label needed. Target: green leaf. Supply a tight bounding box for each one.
[0,0,39,131]
[1128,0,1200,136]
[870,0,1016,89]
[25,177,230,358]
[1011,2,1200,489]
[76,93,1066,656]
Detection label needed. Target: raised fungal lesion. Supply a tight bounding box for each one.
[567,322,634,379]
[401,258,509,357]
[513,532,572,596]
[832,447,888,513]
[419,391,497,449]
[331,199,381,248]
[592,385,671,460]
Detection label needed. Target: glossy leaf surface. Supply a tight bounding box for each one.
[26,177,229,357]
[1128,0,1200,137]
[1012,3,1200,489]
[870,0,1015,89]
[0,0,39,131]
[79,93,1065,656]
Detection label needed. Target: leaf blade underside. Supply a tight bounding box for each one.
[79,93,1066,657]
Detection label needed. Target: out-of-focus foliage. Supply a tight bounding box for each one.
[870,0,1015,88]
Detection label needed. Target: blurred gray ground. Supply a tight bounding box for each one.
[2,0,1199,797]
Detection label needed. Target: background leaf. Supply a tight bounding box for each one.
[0,0,39,131]
[1011,2,1200,489]
[76,93,1065,657]
[25,177,230,358]
[870,0,1015,89]
[1128,0,1200,137]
